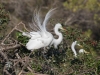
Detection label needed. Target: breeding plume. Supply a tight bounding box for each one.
[22,8,64,51]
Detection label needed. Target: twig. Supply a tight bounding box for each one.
[1,22,29,45]
[0,44,20,51]
[3,69,11,75]
[18,70,23,75]
[19,22,30,32]
[15,53,35,74]
[0,49,8,62]
[1,22,21,44]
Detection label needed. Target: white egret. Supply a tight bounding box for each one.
[71,41,77,57]
[22,8,64,51]
[71,41,89,57]
[51,23,64,49]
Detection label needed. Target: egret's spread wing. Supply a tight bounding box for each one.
[30,31,41,39]
[30,9,44,32]
[22,31,41,39]
[30,8,56,33]
[43,8,56,32]
[22,32,31,38]
[26,38,45,51]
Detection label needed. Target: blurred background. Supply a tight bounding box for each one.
[0,0,100,40]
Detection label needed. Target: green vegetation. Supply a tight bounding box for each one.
[63,0,100,12]
[0,4,9,40]
[1,1,100,75]
[30,28,100,75]
[17,26,100,75]
[16,32,29,45]
[0,4,9,26]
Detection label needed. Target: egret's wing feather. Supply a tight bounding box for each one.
[32,9,44,32]
[26,39,44,51]
[30,31,41,39]
[29,23,39,31]
[30,8,56,32]
[22,32,31,38]
[29,9,42,32]
[43,8,56,32]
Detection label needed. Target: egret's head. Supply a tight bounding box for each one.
[56,23,66,31]
[79,49,85,53]
[56,23,62,28]
[60,27,66,31]
[79,49,89,54]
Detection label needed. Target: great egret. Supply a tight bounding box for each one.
[71,41,89,57]
[22,8,64,51]
[71,41,77,57]
[51,23,63,48]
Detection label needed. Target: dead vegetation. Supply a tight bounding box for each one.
[0,0,100,75]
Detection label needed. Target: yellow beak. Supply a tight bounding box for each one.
[60,27,66,31]
[84,50,90,54]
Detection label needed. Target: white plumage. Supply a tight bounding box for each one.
[71,41,77,57]
[22,8,64,51]
[52,23,63,48]
[71,41,89,57]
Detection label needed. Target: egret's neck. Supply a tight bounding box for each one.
[54,27,63,39]
[71,41,77,57]
[53,26,63,48]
